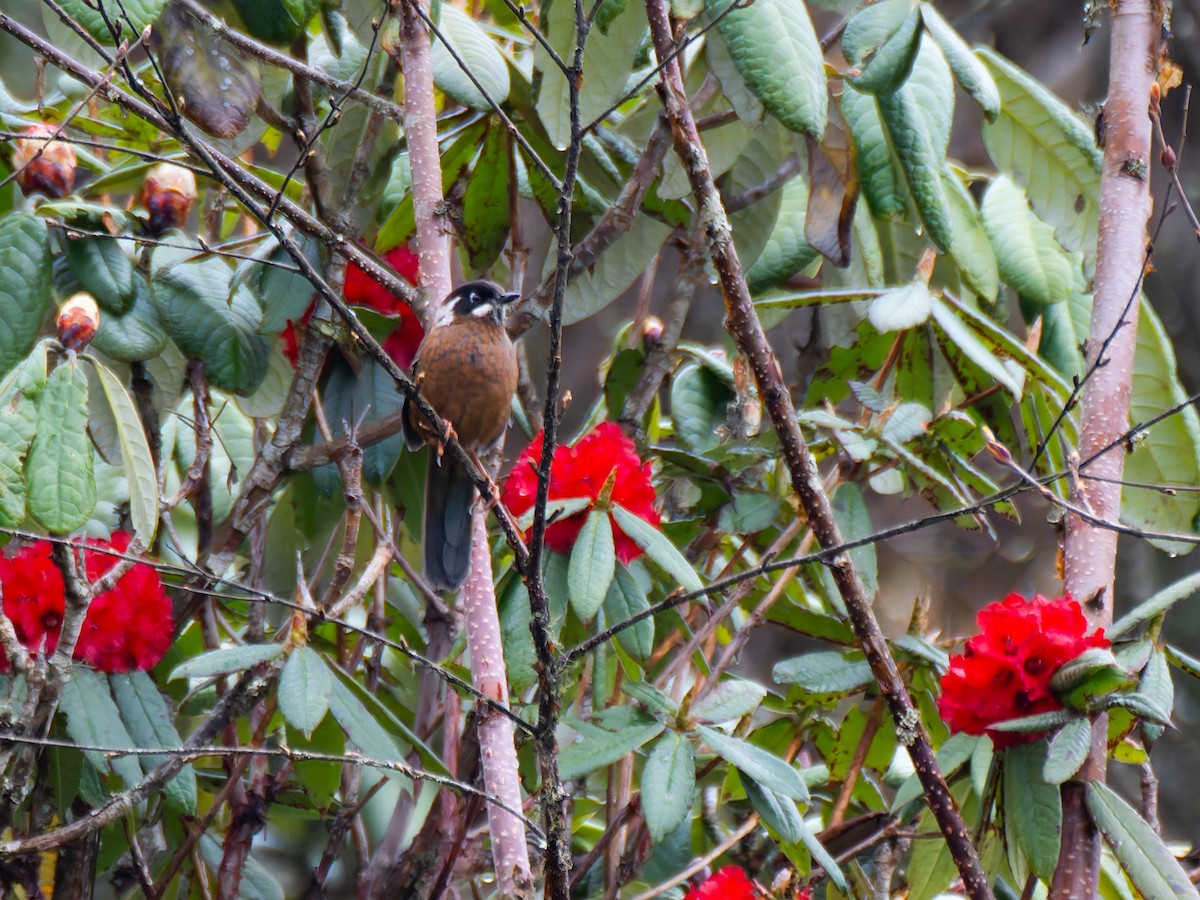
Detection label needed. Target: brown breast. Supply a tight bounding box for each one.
[407,314,518,451]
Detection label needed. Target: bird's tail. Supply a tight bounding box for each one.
[424,460,476,590]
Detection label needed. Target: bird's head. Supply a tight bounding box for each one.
[447,280,520,326]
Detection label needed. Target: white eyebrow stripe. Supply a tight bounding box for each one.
[470,302,494,317]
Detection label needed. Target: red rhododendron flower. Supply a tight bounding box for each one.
[284,243,424,369]
[0,541,65,659]
[685,866,757,900]
[938,593,1110,748]
[501,423,660,564]
[0,534,172,674]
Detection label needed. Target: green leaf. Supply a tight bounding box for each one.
[501,579,538,693]
[603,566,654,662]
[982,174,1082,308]
[977,47,1101,257]
[150,251,269,395]
[841,85,907,220]
[90,280,168,361]
[709,0,827,138]
[0,212,53,378]
[832,483,878,601]
[641,733,695,842]
[691,678,767,725]
[1123,299,1200,555]
[1111,571,1200,639]
[0,347,47,527]
[867,282,933,332]
[83,358,158,546]
[773,651,873,696]
[746,171,819,294]
[569,509,617,622]
[199,834,285,900]
[432,4,511,110]
[1087,781,1200,899]
[328,678,408,783]
[110,671,197,814]
[60,668,143,788]
[989,708,1078,733]
[941,166,999,301]
[931,296,1022,396]
[168,644,284,681]
[558,215,672,325]
[26,358,95,533]
[742,771,805,843]
[64,237,136,314]
[1051,647,1136,708]
[844,2,922,96]
[559,719,665,781]
[696,724,808,802]
[611,506,703,593]
[278,647,332,738]
[461,126,512,273]
[536,0,647,147]
[623,680,679,717]
[1043,715,1092,784]
[919,5,1000,121]
[1003,740,1061,881]
[319,356,405,485]
[56,0,167,43]
[246,235,319,335]
[727,119,789,270]
[670,363,732,453]
[891,732,981,811]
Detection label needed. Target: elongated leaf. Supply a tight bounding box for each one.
[169,644,284,681]
[1004,740,1061,880]
[931,297,1022,396]
[671,363,732,453]
[432,4,510,110]
[709,0,827,137]
[56,0,167,43]
[742,772,804,842]
[60,668,143,788]
[278,646,333,738]
[27,358,95,533]
[1123,299,1200,555]
[319,356,405,485]
[0,212,52,378]
[0,347,47,526]
[641,733,695,842]
[65,236,135,313]
[941,166,998,301]
[691,678,767,725]
[844,2,922,96]
[328,678,409,785]
[746,170,819,293]
[920,5,999,121]
[461,125,511,273]
[611,506,703,593]
[84,358,158,545]
[878,83,949,246]
[1043,716,1092,784]
[773,651,873,696]
[151,250,269,395]
[90,279,169,361]
[110,671,197,813]
[559,720,664,781]
[569,509,617,621]
[246,235,320,335]
[868,282,933,332]
[977,47,1101,257]
[696,725,808,801]
[982,174,1082,308]
[603,565,654,662]
[1087,781,1200,899]
[558,215,672,325]
[536,0,646,147]
[840,85,906,220]
[793,804,847,891]
[832,483,878,600]
[1111,571,1200,639]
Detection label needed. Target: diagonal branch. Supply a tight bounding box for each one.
[642,1,991,897]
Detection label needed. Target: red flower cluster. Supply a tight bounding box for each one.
[0,534,173,673]
[501,423,660,564]
[282,244,424,369]
[938,593,1110,748]
[685,866,756,900]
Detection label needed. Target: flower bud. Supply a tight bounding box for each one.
[641,315,664,350]
[57,293,100,352]
[12,124,76,198]
[140,163,198,234]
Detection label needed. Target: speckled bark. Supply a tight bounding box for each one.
[1055,2,1163,897]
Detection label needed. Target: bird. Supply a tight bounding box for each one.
[402,280,520,590]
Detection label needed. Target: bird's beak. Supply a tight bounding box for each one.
[500,291,521,305]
